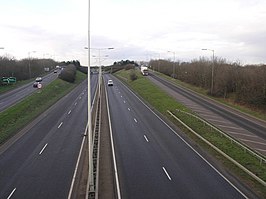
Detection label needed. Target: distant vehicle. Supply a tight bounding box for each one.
[35,77,42,82]
[54,69,58,73]
[141,66,148,76]
[107,80,113,86]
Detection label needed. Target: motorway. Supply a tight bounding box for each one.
[0,74,97,199]
[104,74,255,199]
[0,72,58,112]
[148,73,266,156]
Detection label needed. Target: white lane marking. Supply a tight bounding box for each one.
[68,125,87,199]
[79,96,82,99]
[162,167,172,181]
[74,102,77,106]
[58,122,63,129]
[144,135,149,142]
[39,143,48,155]
[121,95,123,98]
[68,110,72,115]
[7,188,16,199]
[128,108,131,111]
[134,118,137,123]
[123,100,126,103]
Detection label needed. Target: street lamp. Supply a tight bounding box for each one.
[84,46,114,196]
[202,48,215,95]
[167,50,176,78]
[28,51,36,79]
[0,47,4,78]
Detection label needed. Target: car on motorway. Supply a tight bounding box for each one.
[33,82,39,88]
[35,77,42,82]
[107,80,113,86]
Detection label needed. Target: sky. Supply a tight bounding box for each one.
[1,0,266,66]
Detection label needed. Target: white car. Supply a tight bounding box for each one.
[107,80,113,86]
[35,77,42,82]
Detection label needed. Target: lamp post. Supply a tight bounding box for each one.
[167,50,176,78]
[28,51,36,79]
[202,48,215,95]
[84,46,113,196]
[0,47,4,78]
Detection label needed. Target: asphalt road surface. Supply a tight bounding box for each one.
[0,72,58,112]
[0,74,97,199]
[104,74,253,199]
[148,73,266,156]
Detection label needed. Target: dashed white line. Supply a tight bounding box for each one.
[123,101,126,104]
[58,122,63,129]
[134,118,138,123]
[68,110,72,115]
[7,188,16,199]
[79,96,82,99]
[39,143,48,155]
[121,95,123,98]
[128,108,131,111]
[162,167,172,181]
[74,102,77,106]
[144,135,149,142]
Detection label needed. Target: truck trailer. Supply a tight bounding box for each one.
[140,66,148,76]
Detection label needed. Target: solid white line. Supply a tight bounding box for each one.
[68,110,72,115]
[128,108,131,111]
[58,122,63,129]
[134,118,137,123]
[105,84,122,199]
[67,125,87,199]
[7,188,16,199]
[144,135,149,142]
[162,167,172,181]
[39,143,48,155]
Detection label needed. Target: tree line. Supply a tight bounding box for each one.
[149,58,266,109]
[0,55,58,81]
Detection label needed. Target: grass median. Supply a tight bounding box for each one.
[0,71,86,145]
[115,69,266,197]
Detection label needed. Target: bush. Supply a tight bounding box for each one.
[58,64,77,83]
[130,71,138,81]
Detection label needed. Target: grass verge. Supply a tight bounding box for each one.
[115,69,266,197]
[0,71,86,145]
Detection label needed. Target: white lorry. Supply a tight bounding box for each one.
[140,66,148,76]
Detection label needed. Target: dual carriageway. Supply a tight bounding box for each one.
[0,71,265,198]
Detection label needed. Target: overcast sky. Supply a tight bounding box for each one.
[1,0,266,66]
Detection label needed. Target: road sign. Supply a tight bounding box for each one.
[37,83,42,89]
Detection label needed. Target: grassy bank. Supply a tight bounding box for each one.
[0,71,86,145]
[115,69,266,197]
